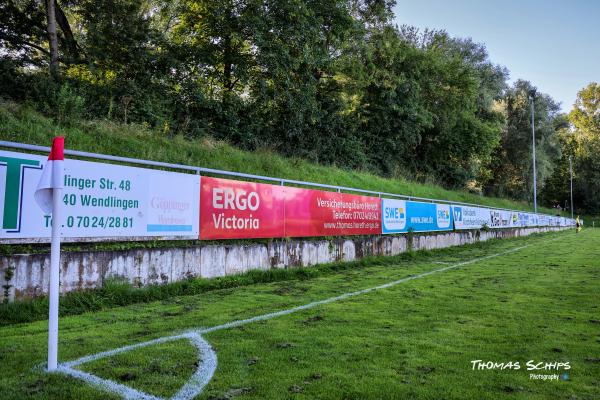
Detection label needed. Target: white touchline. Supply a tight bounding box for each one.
[56,239,553,400]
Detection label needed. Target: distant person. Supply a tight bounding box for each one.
[555,204,562,216]
[576,216,581,233]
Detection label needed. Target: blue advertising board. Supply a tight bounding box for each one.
[382,198,453,234]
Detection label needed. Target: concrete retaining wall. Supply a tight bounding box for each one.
[0,227,567,301]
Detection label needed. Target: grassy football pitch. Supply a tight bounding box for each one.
[0,229,598,399]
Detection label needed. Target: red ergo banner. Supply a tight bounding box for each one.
[200,177,381,240]
[199,177,285,239]
[284,186,380,237]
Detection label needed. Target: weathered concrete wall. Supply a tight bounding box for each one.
[0,227,568,301]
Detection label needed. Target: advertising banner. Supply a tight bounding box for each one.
[0,150,200,241]
[510,212,525,227]
[489,209,512,228]
[510,212,522,227]
[3,149,571,243]
[284,187,381,237]
[199,177,381,239]
[529,213,539,227]
[382,199,452,234]
[199,176,285,240]
[509,212,542,228]
[452,205,491,230]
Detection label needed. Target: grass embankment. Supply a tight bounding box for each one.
[0,100,555,213]
[0,229,597,399]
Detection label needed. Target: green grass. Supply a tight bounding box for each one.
[0,247,430,326]
[581,215,600,228]
[0,229,598,399]
[80,339,199,398]
[0,100,557,214]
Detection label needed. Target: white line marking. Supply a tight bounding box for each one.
[58,365,162,400]
[61,332,217,400]
[63,333,190,368]
[171,333,217,400]
[57,238,555,400]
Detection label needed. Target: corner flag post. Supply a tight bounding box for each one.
[47,182,62,370]
[34,136,65,371]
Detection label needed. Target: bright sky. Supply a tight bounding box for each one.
[393,0,599,112]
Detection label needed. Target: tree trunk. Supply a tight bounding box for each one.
[55,1,80,61]
[45,0,59,76]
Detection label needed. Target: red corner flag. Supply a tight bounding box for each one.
[34,137,64,213]
[34,137,65,371]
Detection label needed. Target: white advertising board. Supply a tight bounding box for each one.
[452,205,492,230]
[489,209,512,228]
[0,150,199,241]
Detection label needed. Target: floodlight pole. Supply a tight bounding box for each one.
[569,155,574,219]
[530,92,537,213]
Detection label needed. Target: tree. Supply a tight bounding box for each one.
[5,0,583,208]
[350,25,432,175]
[0,0,79,70]
[45,0,59,76]
[0,1,49,68]
[566,83,600,214]
[389,29,506,186]
[569,82,600,139]
[485,80,563,202]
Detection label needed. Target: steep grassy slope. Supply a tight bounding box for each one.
[0,100,555,213]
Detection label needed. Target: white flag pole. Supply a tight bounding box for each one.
[33,136,64,371]
[47,186,62,371]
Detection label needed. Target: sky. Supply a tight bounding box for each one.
[393,0,599,112]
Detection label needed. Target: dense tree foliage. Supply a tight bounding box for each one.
[0,0,597,213]
[485,80,564,202]
[542,83,600,215]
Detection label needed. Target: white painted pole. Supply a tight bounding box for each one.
[569,156,574,219]
[47,187,62,371]
[530,95,537,213]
